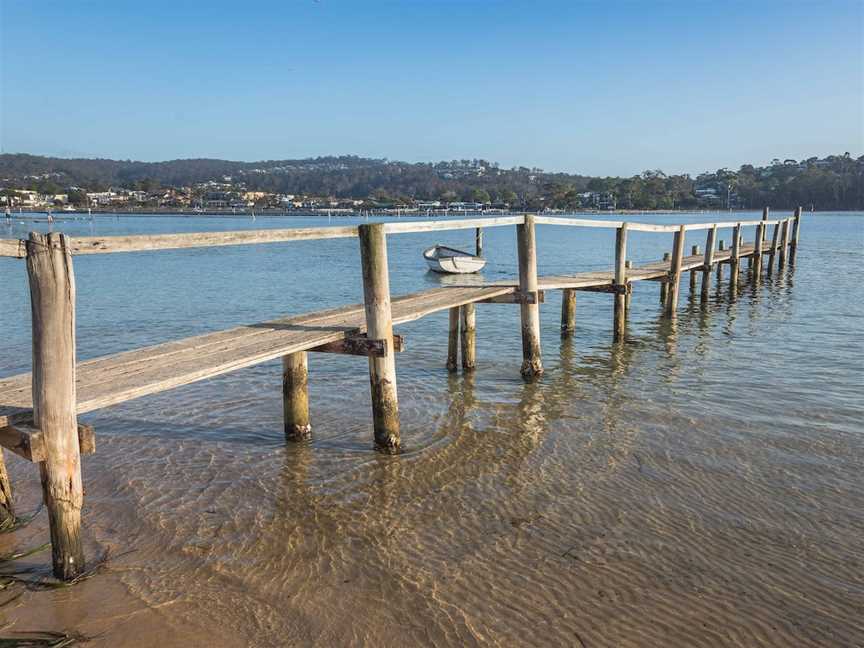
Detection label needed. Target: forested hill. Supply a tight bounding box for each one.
[1,152,861,210]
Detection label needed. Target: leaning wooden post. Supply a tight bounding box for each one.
[613,223,628,341]
[282,352,311,441]
[560,289,576,337]
[701,226,717,302]
[357,223,400,450]
[446,307,460,372]
[660,252,671,304]
[25,232,85,580]
[460,304,476,370]
[767,222,781,273]
[665,225,685,316]
[689,245,700,292]
[753,222,764,277]
[730,224,741,291]
[789,206,802,264]
[475,227,483,257]
[779,217,791,269]
[516,215,542,378]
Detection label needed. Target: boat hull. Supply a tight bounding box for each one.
[423,245,486,274]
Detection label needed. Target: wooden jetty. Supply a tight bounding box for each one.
[0,210,801,579]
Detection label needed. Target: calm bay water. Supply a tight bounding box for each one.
[0,211,862,647]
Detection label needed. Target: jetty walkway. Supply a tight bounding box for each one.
[0,209,801,579]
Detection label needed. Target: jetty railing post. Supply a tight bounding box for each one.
[779,217,791,269]
[790,206,802,264]
[560,289,576,337]
[25,232,85,581]
[753,222,764,277]
[357,223,400,450]
[665,225,685,316]
[460,304,476,370]
[730,224,742,291]
[660,252,671,304]
[0,450,13,526]
[689,245,700,292]
[624,260,633,310]
[767,222,781,273]
[701,225,717,302]
[762,207,769,242]
[447,307,460,372]
[613,223,628,341]
[282,352,311,441]
[516,214,543,378]
[475,227,483,257]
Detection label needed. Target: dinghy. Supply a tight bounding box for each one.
[423,245,486,274]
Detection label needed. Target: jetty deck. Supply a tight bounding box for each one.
[0,209,801,580]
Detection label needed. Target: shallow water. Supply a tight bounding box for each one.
[0,211,862,647]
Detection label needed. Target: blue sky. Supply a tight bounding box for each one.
[1,0,861,176]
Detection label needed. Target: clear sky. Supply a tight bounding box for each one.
[1,0,861,176]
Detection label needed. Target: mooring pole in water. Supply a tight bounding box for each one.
[789,206,802,264]
[779,217,791,269]
[358,223,400,450]
[460,304,476,370]
[612,223,628,341]
[689,245,701,292]
[767,221,781,274]
[25,232,85,581]
[447,307,460,372]
[660,252,671,304]
[753,222,764,278]
[475,227,483,257]
[762,206,769,243]
[282,351,311,441]
[701,225,717,302]
[666,225,685,316]
[516,214,542,378]
[560,289,576,337]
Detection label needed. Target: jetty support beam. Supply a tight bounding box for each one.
[767,222,781,273]
[26,232,85,581]
[753,223,764,277]
[701,225,717,302]
[790,206,802,264]
[560,289,576,337]
[779,217,791,269]
[730,224,741,291]
[666,226,685,316]
[460,304,477,370]
[447,307,459,372]
[282,352,311,441]
[516,214,543,379]
[660,252,671,304]
[689,245,700,292]
[358,223,400,451]
[613,224,628,341]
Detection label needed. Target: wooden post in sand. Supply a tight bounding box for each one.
[358,223,400,450]
[447,307,460,372]
[701,225,717,302]
[25,232,85,580]
[730,224,741,291]
[460,304,476,370]
[689,245,700,292]
[613,224,628,341]
[660,252,671,304]
[665,226,685,316]
[516,215,542,378]
[282,352,311,441]
[560,289,576,337]
[789,206,802,264]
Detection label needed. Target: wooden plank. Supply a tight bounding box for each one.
[0,238,25,258]
[534,216,624,229]
[0,422,94,463]
[25,232,85,580]
[310,334,404,356]
[382,216,523,235]
[479,291,543,304]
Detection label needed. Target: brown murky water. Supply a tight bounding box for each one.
[1,213,862,646]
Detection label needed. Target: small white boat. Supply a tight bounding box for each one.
[423,245,486,274]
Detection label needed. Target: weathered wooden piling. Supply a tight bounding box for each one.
[516,214,543,378]
[717,240,726,280]
[475,227,483,257]
[560,289,576,337]
[613,224,628,340]
[282,352,311,441]
[666,225,685,316]
[689,245,700,291]
[730,224,742,290]
[357,223,400,450]
[460,304,476,370]
[767,221,781,273]
[762,207,769,242]
[0,450,13,526]
[660,252,670,304]
[701,225,717,302]
[447,307,460,372]
[790,206,802,263]
[753,222,764,277]
[779,218,791,269]
[25,232,85,580]
[624,260,634,310]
